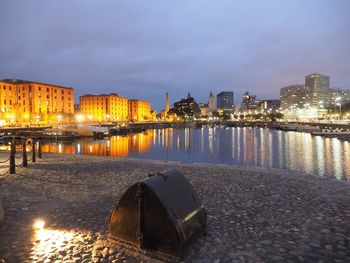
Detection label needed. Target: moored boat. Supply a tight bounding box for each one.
[312,128,350,136]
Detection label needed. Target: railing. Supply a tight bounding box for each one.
[0,137,42,178]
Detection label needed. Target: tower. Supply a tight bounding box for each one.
[165,92,169,114]
[208,91,215,111]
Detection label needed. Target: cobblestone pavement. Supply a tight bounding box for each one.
[1,154,350,262]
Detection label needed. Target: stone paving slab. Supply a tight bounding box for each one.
[0,154,350,262]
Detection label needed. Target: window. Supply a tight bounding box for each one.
[46,88,49,92]
[38,87,41,91]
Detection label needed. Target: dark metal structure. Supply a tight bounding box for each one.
[109,168,207,259]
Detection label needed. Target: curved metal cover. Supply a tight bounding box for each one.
[109,168,206,258]
[0,193,4,225]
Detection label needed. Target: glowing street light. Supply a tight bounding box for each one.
[75,114,84,123]
[33,219,46,230]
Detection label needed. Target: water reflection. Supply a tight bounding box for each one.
[41,128,350,180]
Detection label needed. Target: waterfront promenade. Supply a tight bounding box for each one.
[1,154,350,262]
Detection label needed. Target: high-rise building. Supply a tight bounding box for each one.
[0,79,74,123]
[79,93,128,122]
[208,91,216,111]
[241,91,256,112]
[128,99,151,122]
[305,73,330,108]
[217,91,234,110]
[280,85,308,110]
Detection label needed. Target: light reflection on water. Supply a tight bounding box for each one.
[41,128,350,180]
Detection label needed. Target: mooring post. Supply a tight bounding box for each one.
[32,139,36,163]
[38,139,42,159]
[22,139,28,167]
[10,137,16,174]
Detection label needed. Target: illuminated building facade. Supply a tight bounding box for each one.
[79,93,128,122]
[170,93,201,119]
[280,85,308,110]
[257,100,280,113]
[305,73,330,108]
[241,91,257,112]
[329,88,350,105]
[217,91,234,110]
[0,79,74,123]
[128,99,151,122]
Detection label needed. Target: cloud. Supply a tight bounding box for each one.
[0,0,349,110]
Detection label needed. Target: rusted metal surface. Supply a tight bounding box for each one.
[109,168,207,259]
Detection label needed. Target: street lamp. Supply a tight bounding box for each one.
[318,101,324,120]
[335,97,342,122]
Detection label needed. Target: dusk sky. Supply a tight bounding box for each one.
[1,0,349,111]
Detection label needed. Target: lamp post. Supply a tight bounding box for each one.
[318,101,324,120]
[57,115,62,126]
[335,97,342,123]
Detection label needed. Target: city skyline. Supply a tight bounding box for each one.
[1,0,350,110]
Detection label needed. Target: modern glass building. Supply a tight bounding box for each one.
[217,91,234,110]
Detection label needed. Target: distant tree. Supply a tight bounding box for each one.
[255,113,263,120]
[275,113,284,119]
[222,111,231,121]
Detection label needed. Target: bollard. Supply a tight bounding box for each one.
[38,139,42,159]
[22,140,28,167]
[10,138,16,174]
[32,139,36,163]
